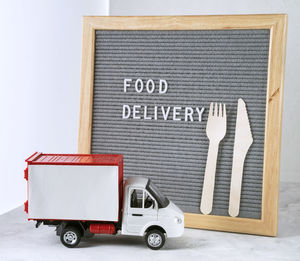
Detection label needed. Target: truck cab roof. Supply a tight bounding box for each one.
[125,176,149,189]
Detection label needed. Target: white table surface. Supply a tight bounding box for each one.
[0,182,299,261]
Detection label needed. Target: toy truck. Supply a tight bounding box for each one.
[24,152,184,249]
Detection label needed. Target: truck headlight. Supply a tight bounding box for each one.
[174,217,182,224]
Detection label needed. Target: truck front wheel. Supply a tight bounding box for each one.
[60,226,81,248]
[145,229,165,250]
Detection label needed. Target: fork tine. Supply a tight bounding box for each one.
[223,104,226,118]
[209,102,213,117]
[214,103,218,117]
[219,103,222,117]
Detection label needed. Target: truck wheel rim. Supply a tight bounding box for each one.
[64,231,77,245]
[148,233,162,247]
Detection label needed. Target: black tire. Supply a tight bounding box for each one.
[145,229,165,250]
[60,226,81,248]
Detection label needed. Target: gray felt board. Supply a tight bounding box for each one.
[91,29,269,219]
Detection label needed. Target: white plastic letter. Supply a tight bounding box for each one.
[146,79,155,94]
[173,107,181,121]
[133,105,141,119]
[124,79,132,93]
[161,106,170,120]
[122,105,131,119]
[154,106,158,120]
[185,107,194,122]
[196,107,205,122]
[144,106,152,120]
[159,79,168,94]
[135,79,143,93]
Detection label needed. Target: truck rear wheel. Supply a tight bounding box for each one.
[145,229,165,250]
[60,226,81,248]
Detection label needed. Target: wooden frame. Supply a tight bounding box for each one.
[78,15,287,236]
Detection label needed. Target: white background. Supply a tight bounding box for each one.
[0,0,299,215]
[0,0,109,214]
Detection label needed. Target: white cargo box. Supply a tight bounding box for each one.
[28,164,119,221]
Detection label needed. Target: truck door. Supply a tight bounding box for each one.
[127,188,157,234]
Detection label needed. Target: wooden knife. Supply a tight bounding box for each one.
[229,98,253,217]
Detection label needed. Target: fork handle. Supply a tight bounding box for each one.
[200,141,219,215]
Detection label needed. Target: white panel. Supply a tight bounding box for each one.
[28,165,119,221]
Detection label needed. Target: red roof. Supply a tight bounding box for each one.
[25,152,123,166]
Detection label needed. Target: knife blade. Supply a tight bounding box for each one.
[229,98,253,217]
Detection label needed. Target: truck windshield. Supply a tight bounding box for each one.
[146,180,170,208]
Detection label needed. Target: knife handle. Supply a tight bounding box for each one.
[200,141,219,215]
[228,154,246,217]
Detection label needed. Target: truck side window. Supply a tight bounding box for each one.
[144,191,154,208]
[130,189,143,208]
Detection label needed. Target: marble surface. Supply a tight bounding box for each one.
[0,182,299,261]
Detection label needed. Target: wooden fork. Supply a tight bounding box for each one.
[200,103,227,215]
